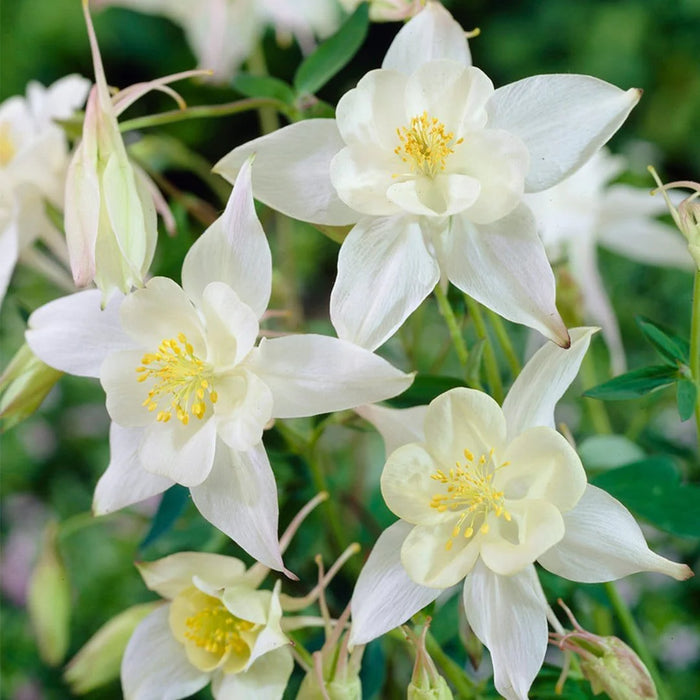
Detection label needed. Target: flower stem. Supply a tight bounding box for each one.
[485,308,521,376]
[603,582,670,700]
[434,285,469,370]
[580,351,613,434]
[119,97,289,132]
[690,271,700,446]
[465,296,504,403]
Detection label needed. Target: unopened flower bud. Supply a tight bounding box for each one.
[340,0,426,22]
[406,619,454,700]
[64,602,159,694]
[27,521,71,666]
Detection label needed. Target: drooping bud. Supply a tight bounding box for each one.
[64,602,159,694]
[406,619,454,700]
[340,0,426,22]
[27,521,71,666]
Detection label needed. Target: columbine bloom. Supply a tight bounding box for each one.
[26,158,412,572]
[216,2,640,351]
[350,328,692,700]
[0,74,90,306]
[122,552,293,699]
[94,0,343,82]
[525,149,693,373]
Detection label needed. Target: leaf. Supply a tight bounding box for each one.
[676,378,697,421]
[293,3,370,96]
[578,434,645,471]
[387,374,465,408]
[636,316,689,365]
[140,485,189,549]
[583,365,678,400]
[593,457,700,538]
[231,73,296,105]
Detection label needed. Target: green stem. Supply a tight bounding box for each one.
[580,351,613,435]
[434,285,469,370]
[119,97,289,132]
[690,271,700,446]
[465,296,503,403]
[247,43,282,135]
[603,582,670,700]
[424,631,478,698]
[485,308,521,376]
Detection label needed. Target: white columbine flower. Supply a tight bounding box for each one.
[26,159,412,572]
[122,552,293,699]
[0,74,90,307]
[350,328,692,700]
[525,149,693,373]
[215,2,641,352]
[94,0,344,82]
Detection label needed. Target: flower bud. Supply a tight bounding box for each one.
[297,672,362,700]
[406,620,454,700]
[27,521,71,666]
[64,602,159,694]
[340,0,426,22]
[0,343,62,430]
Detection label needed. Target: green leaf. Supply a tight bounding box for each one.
[293,3,369,95]
[140,485,189,549]
[584,365,678,400]
[593,457,700,538]
[578,434,645,471]
[636,316,689,365]
[388,374,465,408]
[231,72,296,105]
[676,378,697,421]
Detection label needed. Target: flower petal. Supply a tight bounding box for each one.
[121,606,210,700]
[0,220,19,309]
[138,552,247,599]
[330,214,440,350]
[214,120,358,226]
[538,485,693,582]
[181,158,272,316]
[101,349,155,427]
[355,403,427,457]
[26,290,132,378]
[463,561,548,700]
[502,327,596,439]
[381,2,471,74]
[212,646,293,700]
[487,75,641,192]
[248,334,413,417]
[93,424,173,515]
[190,442,286,573]
[444,206,570,346]
[350,521,441,646]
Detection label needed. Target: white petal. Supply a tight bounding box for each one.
[190,442,286,573]
[445,206,570,346]
[137,552,247,599]
[121,606,210,700]
[538,485,693,582]
[93,424,173,515]
[0,221,19,309]
[213,120,358,226]
[181,158,272,316]
[213,646,293,700]
[101,349,155,427]
[487,75,640,192]
[502,327,596,439]
[355,403,427,456]
[381,2,471,74]
[139,418,217,487]
[330,215,440,350]
[463,561,548,700]
[248,334,413,417]
[26,290,132,378]
[386,174,481,217]
[350,521,441,646]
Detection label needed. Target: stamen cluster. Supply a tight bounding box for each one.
[184,595,255,657]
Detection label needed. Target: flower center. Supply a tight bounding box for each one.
[136,333,218,425]
[395,111,463,178]
[184,595,255,657]
[0,122,16,167]
[430,448,511,551]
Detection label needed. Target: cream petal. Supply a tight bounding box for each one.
[500,426,586,512]
[463,561,548,700]
[181,158,272,316]
[214,120,358,226]
[381,2,471,74]
[423,388,507,471]
[213,646,293,700]
[330,214,440,350]
[355,403,427,457]
[487,75,640,193]
[445,207,570,347]
[93,424,173,515]
[247,334,413,417]
[502,327,596,438]
[349,521,441,646]
[0,221,19,309]
[387,175,481,217]
[121,606,210,700]
[479,499,565,576]
[538,485,693,583]
[101,349,155,427]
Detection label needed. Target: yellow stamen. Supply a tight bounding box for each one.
[394,111,463,178]
[0,122,16,167]
[184,595,255,657]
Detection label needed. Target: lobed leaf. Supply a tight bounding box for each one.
[584,365,678,400]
